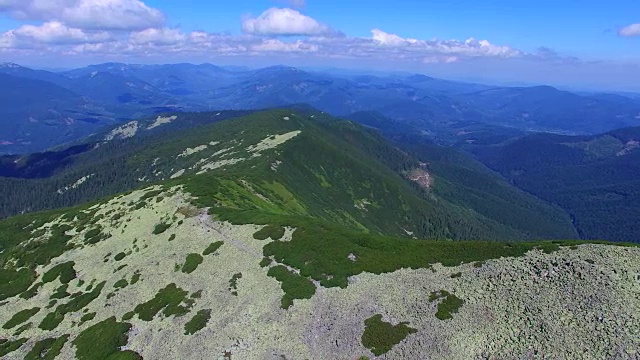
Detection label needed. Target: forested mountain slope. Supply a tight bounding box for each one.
[0,110,576,241]
[0,111,637,359]
[471,126,640,241]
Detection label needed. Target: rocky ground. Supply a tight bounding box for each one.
[1,187,639,359]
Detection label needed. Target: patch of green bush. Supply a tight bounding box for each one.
[202,241,223,256]
[450,272,462,279]
[2,307,40,329]
[228,273,242,296]
[79,312,96,326]
[42,261,76,284]
[152,223,171,235]
[259,257,271,267]
[20,282,42,300]
[114,279,128,289]
[182,254,204,274]
[39,281,105,330]
[429,290,464,320]
[0,338,27,356]
[24,335,69,360]
[134,283,194,321]
[130,272,141,285]
[253,225,286,240]
[184,309,212,335]
[0,268,36,301]
[50,284,70,299]
[267,265,315,309]
[361,314,417,356]
[114,252,126,261]
[168,234,176,242]
[73,317,142,360]
[84,227,109,245]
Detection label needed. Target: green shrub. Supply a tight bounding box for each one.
[130,272,141,285]
[0,268,36,301]
[228,273,242,296]
[0,338,27,357]
[202,241,223,256]
[42,261,77,284]
[114,252,126,261]
[50,284,70,299]
[361,314,417,356]
[182,254,204,274]
[73,317,142,360]
[253,225,286,240]
[113,279,128,289]
[450,272,462,279]
[259,257,271,267]
[267,265,315,309]
[152,223,171,235]
[79,312,96,325]
[184,309,212,335]
[3,307,40,329]
[24,335,69,360]
[134,283,194,321]
[39,282,105,330]
[429,290,464,320]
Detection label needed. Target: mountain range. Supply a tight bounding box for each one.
[2,62,640,154]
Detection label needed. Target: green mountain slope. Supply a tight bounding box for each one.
[0,109,575,241]
[471,127,640,242]
[0,109,638,359]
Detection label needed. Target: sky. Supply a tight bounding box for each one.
[0,0,639,91]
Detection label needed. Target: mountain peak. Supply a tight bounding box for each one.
[0,62,23,69]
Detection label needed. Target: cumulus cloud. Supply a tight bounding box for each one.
[242,8,337,36]
[369,29,521,59]
[618,23,640,37]
[0,0,165,30]
[10,21,111,44]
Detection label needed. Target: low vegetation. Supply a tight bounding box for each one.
[39,281,105,330]
[0,338,28,357]
[429,290,464,320]
[134,283,194,321]
[184,309,212,335]
[152,222,171,235]
[182,253,204,274]
[361,314,417,356]
[73,317,142,360]
[42,261,76,284]
[3,307,40,329]
[228,273,242,296]
[24,335,69,360]
[253,225,285,240]
[267,265,316,309]
[202,241,223,256]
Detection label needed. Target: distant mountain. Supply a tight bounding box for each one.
[3,62,640,154]
[0,74,113,154]
[470,126,640,241]
[454,86,640,134]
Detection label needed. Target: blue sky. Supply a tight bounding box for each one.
[152,0,639,59]
[0,0,639,91]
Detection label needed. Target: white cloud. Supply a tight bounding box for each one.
[619,23,640,37]
[10,21,110,44]
[0,0,165,30]
[242,7,336,36]
[252,39,318,52]
[130,28,185,45]
[369,29,521,59]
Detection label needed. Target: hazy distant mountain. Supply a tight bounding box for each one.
[2,62,640,153]
[0,73,113,154]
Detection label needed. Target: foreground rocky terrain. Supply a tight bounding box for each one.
[1,187,638,359]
